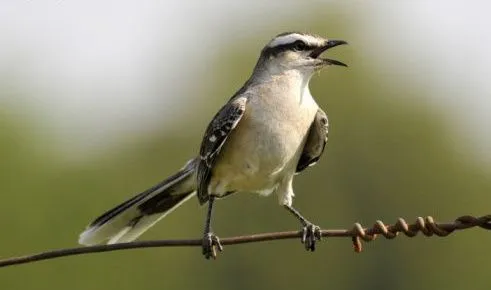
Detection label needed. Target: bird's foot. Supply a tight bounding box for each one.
[301,223,322,251]
[202,232,223,259]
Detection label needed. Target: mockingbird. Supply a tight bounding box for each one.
[79,32,347,259]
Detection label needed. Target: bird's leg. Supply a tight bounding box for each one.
[284,204,322,251]
[202,196,223,259]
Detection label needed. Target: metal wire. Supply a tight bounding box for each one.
[1,214,490,268]
[349,215,491,252]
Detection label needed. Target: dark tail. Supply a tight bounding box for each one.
[78,158,198,245]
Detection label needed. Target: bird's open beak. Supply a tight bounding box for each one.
[310,40,348,67]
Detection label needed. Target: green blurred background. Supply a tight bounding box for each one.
[1,1,490,290]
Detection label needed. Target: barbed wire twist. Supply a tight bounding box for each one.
[349,214,491,252]
[1,214,490,268]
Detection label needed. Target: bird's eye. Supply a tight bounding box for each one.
[292,40,307,51]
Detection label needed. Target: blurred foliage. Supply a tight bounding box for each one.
[1,8,491,290]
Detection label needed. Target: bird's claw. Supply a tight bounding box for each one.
[202,232,223,259]
[301,223,322,251]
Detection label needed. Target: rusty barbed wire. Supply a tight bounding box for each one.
[348,214,491,252]
[1,214,490,268]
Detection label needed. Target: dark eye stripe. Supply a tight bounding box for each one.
[262,40,315,56]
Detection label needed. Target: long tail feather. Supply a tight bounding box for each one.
[78,158,198,245]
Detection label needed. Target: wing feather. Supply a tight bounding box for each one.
[296,108,329,173]
[197,96,247,204]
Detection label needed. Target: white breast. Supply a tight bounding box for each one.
[210,72,318,196]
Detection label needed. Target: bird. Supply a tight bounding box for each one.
[78,32,348,259]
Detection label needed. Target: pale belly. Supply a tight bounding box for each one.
[209,89,318,196]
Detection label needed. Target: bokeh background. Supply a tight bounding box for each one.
[1,1,491,289]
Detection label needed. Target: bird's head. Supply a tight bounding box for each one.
[257,32,347,76]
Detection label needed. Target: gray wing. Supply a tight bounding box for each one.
[197,96,247,204]
[296,108,329,173]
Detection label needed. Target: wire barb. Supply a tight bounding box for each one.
[0,214,490,268]
[348,214,491,252]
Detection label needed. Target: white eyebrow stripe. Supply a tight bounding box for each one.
[267,33,323,48]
